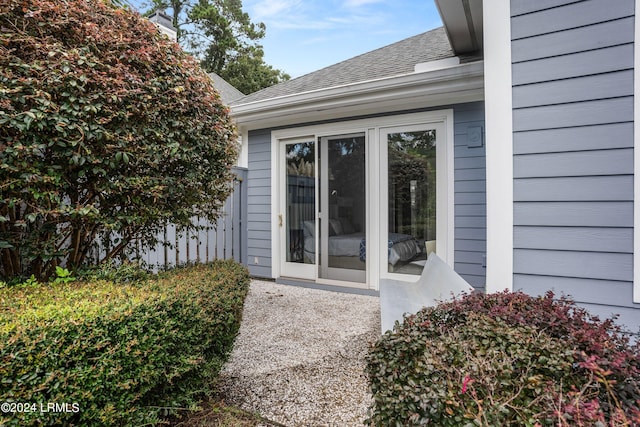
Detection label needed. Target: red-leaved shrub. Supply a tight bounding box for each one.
[367,291,640,426]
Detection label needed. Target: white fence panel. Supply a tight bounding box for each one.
[90,167,247,271]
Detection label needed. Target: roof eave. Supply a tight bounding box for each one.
[435,0,484,54]
[231,61,484,130]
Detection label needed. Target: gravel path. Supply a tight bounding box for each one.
[217,280,381,426]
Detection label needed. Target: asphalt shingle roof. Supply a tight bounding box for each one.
[233,27,454,105]
[209,72,246,105]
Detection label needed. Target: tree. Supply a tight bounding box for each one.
[217,47,290,95]
[0,0,239,281]
[147,0,289,94]
[388,132,437,238]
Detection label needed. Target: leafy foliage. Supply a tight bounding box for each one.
[388,131,436,239]
[0,260,250,426]
[216,46,291,95]
[77,259,150,284]
[366,291,640,426]
[147,0,290,94]
[0,0,239,281]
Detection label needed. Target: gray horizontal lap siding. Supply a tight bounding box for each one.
[453,103,487,290]
[246,129,272,278]
[510,0,639,332]
[245,103,487,287]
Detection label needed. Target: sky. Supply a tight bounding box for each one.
[129,0,443,79]
[242,0,443,78]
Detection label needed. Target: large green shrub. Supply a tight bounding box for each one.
[366,291,640,426]
[0,0,238,281]
[0,260,250,426]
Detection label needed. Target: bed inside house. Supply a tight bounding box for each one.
[302,219,430,273]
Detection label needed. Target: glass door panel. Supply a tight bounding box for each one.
[387,130,437,275]
[319,133,366,283]
[280,139,316,279]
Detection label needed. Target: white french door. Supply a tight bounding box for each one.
[318,133,367,284]
[278,133,367,284]
[378,122,452,282]
[274,110,454,288]
[278,137,316,280]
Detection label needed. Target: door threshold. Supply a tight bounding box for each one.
[276,277,379,296]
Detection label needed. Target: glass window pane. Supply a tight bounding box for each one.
[326,135,366,272]
[387,130,436,274]
[286,141,315,264]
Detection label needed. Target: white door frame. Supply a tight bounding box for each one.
[378,121,454,284]
[271,109,455,290]
[277,136,317,280]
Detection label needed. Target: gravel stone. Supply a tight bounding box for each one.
[217,280,381,426]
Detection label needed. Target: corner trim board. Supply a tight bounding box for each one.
[484,0,514,293]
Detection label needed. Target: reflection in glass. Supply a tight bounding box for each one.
[286,142,315,264]
[387,130,436,274]
[326,135,366,271]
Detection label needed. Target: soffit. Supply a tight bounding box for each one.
[435,0,484,54]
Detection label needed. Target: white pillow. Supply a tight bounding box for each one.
[303,220,315,238]
[329,219,343,235]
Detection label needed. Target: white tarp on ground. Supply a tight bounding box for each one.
[379,252,474,332]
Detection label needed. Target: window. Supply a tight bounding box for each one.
[285,141,315,264]
[387,130,437,274]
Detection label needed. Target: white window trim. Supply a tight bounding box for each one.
[270,132,280,279]
[378,121,453,284]
[270,110,455,289]
[484,0,514,294]
[634,0,640,303]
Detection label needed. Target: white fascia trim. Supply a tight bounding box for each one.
[484,0,514,294]
[232,62,484,130]
[634,0,640,303]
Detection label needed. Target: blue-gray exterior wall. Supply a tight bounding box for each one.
[246,129,272,278]
[510,0,639,332]
[245,102,487,289]
[454,103,486,289]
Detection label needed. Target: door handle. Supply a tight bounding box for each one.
[278,214,283,227]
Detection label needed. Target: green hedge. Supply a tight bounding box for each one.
[0,260,250,426]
